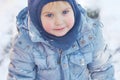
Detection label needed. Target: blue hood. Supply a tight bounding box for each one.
[28,0,82,50]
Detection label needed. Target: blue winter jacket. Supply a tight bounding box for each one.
[8,7,114,80]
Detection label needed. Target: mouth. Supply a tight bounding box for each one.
[54,27,65,31]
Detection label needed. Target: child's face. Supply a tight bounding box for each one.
[41,1,75,37]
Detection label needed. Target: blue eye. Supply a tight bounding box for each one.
[63,10,69,14]
[46,13,53,17]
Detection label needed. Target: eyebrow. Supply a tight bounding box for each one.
[42,7,72,15]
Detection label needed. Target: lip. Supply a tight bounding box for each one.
[54,27,65,30]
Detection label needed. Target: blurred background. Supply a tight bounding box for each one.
[0,0,120,80]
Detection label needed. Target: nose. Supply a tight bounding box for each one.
[54,15,64,26]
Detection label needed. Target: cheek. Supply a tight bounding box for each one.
[42,20,53,32]
[66,16,75,27]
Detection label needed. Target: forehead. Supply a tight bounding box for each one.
[42,1,72,11]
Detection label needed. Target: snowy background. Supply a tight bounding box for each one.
[0,0,120,80]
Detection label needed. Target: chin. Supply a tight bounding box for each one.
[54,33,67,37]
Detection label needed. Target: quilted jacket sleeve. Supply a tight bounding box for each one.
[7,34,36,80]
[7,7,37,80]
[87,20,115,80]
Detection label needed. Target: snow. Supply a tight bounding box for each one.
[0,0,120,80]
[0,0,27,80]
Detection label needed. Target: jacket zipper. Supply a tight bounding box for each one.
[58,49,65,80]
[58,49,62,64]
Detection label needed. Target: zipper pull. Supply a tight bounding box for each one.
[58,49,62,64]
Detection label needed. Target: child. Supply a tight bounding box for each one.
[8,0,115,80]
